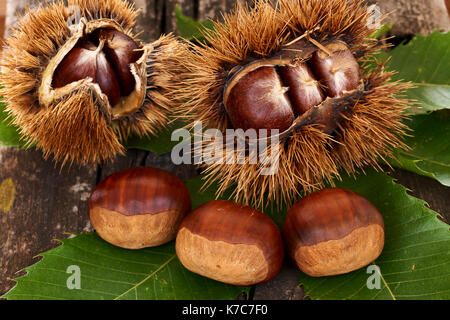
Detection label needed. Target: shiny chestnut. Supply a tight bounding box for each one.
[53,28,143,107]
[282,188,385,277]
[89,167,191,250]
[176,200,284,286]
[223,42,361,136]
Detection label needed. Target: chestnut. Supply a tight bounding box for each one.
[222,42,361,138]
[176,200,284,286]
[89,28,143,97]
[53,28,143,107]
[88,167,191,250]
[309,42,361,98]
[282,188,385,277]
[53,39,122,106]
[279,63,325,115]
[224,66,295,134]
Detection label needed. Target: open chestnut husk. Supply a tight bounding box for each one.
[176,200,284,286]
[282,188,385,277]
[0,0,187,165]
[52,29,143,108]
[89,167,191,250]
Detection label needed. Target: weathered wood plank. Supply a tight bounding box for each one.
[198,0,235,20]
[253,261,304,300]
[132,0,252,42]
[99,150,197,184]
[133,0,166,41]
[133,0,196,41]
[197,0,253,20]
[1,0,99,296]
[144,152,199,181]
[364,0,450,36]
[165,0,196,35]
[0,147,97,295]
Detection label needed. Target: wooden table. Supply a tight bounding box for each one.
[1,0,449,300]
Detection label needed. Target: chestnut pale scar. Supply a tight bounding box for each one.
[176,200,284,286]
[294,224,385,277]
[90,207,184,249]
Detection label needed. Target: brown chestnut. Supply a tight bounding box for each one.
[53,28,143,107]
[282,188,384,277]
[90,29,143,97]
[53,39,122,106]
[309,42,361,98]
[222,42,361,137]
[225,66,295,134]
[279,63,325,115]
[176,200,284,286]
[88,167,191,250]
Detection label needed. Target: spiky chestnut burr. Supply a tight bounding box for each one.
[0,0,187,165]
[177,0,412,207]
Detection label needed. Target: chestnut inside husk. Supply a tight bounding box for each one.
[223,41,361,137]
[53,28,143,108]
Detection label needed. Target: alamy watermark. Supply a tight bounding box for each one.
[67,5,82,27]
[367,5,382,30]
[66,265,81,290]
[171,121,281,176]
[366,265,382,290]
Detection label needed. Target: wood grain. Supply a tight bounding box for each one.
[364,0,450,36]
[0,147,97,295]
[133,0,247,42]
[254,260,305,300]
